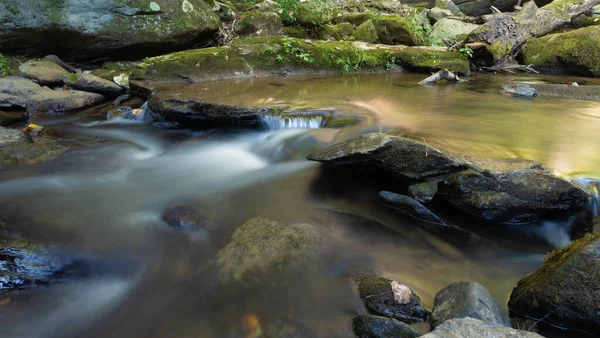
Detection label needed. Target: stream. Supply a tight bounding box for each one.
[0,73,599,338]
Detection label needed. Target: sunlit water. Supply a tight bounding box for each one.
[0,73,599,338]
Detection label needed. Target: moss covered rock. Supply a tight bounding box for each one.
[0,0,221,61]
[356,274,430,323]
[522,26,600,77]
[508,233,600,334]
[235,11,283,36]
[214,217,321,282]
[372,15,419,45]
[430,18,480,46]
[121,37,469,82]
[63,73,124,96]
[353,20,379,43]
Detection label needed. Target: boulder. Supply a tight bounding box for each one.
[148,95,262,128]
[0,0,221,62]
[438,168,589,223]
[379,191,446,224]
[452,0,519,16]
[356,275,430,323]
[435,0,463,15]
[63,73,124,96]
[308,133,589,224]
[372,15,419,45]
[428,8,453,23]
[0,77,43,97]
[235,11,283,36]
[353,20,379,44]
[18,60,69,85]
[422,317,543,337]
[27,90,105,117]
[353,315,421,338]
[306,133,469,182]
[214,217,321,282]
[0,93,27,109]
[522,26,600,77]
[430,19,480,46]
[431,281,511,328]
[508,233,600,334]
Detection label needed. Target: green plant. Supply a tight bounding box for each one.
[277,0,334,26]
[278,0,301,23]
[0,54,11,77]
[459,46,474,58]
[277,37,315,64]
[386,56,396,70]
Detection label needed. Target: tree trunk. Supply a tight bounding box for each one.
[467,0,600,63]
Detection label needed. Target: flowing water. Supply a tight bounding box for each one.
[0,73,599,338]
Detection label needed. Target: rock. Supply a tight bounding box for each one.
[453,0,519,16]
[0,111,27,126]
[113,74,130,89]
[431,281,511,328]
[336,22,356,37]
[438,168,589,223]
[213,1,236,21]
[356,275,430,323]
[372,15,419,45]
[430,19,480,46]
[307,133,469,182]
[0,93,27,109]
[235,11,283,36]
[408,181,438,203]
[27,90,105,117]
[0,220,65,290]
[508,233,600,334]
[0,0,221,62]
[528,84,600,102]
[107,106,135,120]
[63,73,123,96]
[148,95,262,128]
[254,0,281,12]
[422,317,543,337]
[522,26,600,77]
[353,20,379,44]
[380,191,446,224]
[435,0,463,15]
[352,315,421,338]
[0,77,43,97]
[214,217,321,282]
[0,126,29,145]
[428,7,453,23]
[503,84,538,99]
[43,55,76,73]
[162,204,210,232]
[18,60,69,85]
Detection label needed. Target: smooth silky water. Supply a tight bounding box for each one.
[0,73,599,338]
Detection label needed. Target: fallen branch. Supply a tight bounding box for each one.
[418,69,460,85]
[482,63,538,74]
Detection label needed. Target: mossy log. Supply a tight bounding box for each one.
[467,0,600,64]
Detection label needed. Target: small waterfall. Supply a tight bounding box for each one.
[573,177,600,217]
[260,115,324,130]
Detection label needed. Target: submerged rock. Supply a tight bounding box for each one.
[63,73,124,96]
[353,315,421,338]
[0,0,221,62]
[18,60,69,85]
[162,204,210,232]
[528,83,600,102]
[379,191,446,224]
[214,217,321,283]
[522,26,600,77]
[357,275,430,323]
[508,233,600,334]
[503,84,538,99]
[0,220,65,290]
[431,281,510,328]
[0,126,29,145]
[422,317,542,337]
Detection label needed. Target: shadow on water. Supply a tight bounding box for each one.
[0,73,598,337]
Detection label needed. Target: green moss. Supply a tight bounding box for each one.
[522,26,600,77]
[283,26,310,39]
[336,22,356,37]
[353,20,378,43]
[487,41,511,62]
[393,46,470,75]
[64,73,79,83]
[372,15,418,45]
